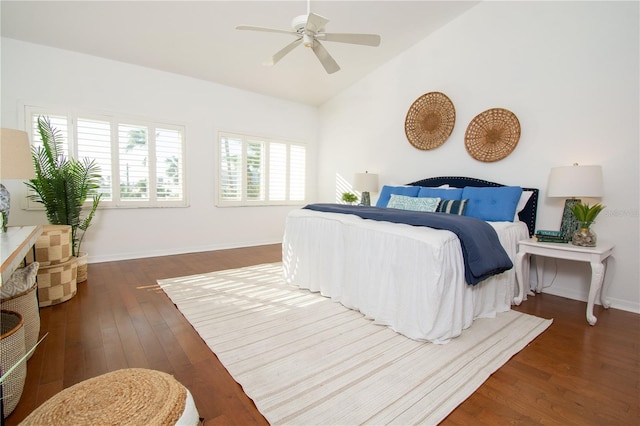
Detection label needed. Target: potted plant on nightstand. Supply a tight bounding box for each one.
[341,192,358,205]
[570,202,605,247]
[25,116,102,283]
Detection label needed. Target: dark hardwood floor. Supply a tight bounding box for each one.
[5,244,639,425]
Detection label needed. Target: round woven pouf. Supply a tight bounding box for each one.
[20,368,188,425]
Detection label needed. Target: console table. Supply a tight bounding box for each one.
[1,225,43,286]
[515,238,614,325]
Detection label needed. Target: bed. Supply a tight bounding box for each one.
[282,176,538,344]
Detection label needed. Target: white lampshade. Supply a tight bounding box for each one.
[1,128,35,179]
[547,164,604,198]
[353,172,379,193]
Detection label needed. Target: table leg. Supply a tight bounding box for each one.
[600,259,611,309]
[514,251,528,305]
[586,261,606,325]
[535,256,545,293]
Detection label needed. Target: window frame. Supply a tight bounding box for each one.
[217,131,307,207]
[22,104,188,209]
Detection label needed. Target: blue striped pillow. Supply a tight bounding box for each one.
[437,199,468,215]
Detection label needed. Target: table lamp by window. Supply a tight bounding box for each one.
[1,128,35,232]
[547,163,603,239]
[353,171,379,206]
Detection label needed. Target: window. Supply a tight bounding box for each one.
[25,106,186,208]
[218,132,306,206]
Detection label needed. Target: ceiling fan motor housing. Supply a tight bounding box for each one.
[292,14,323,33]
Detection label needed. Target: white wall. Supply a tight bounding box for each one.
[318,1,639,313]
[1,38,319,262]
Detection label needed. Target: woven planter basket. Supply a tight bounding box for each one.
[1,310,26,419]
[37,257,78,307]
[35,225,72,267]
[76,252,88,283]
[1,283,40,360]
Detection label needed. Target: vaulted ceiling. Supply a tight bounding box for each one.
[1,1,479,106]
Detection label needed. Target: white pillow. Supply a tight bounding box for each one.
[514,190,533,221]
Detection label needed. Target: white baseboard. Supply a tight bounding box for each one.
[87,239,282,264]
[540,286,640,315]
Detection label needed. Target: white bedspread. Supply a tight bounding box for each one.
[282,208,529,344]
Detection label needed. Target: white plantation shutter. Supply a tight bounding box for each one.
[155,127,184,200]
[289,144,306,201]
[25,106,187,208]
[119,124,149,201]
[77,118,112,200]
[218,132,307,206]
[220,135,243,201]
[247,139,265,201]
[269,142,287,201]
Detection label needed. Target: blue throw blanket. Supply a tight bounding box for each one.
[303,204,513,285]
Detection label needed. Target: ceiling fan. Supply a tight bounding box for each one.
[236,0,381,74]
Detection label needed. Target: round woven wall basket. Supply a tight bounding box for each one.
[405,92,456,150]
[464,108,521,162]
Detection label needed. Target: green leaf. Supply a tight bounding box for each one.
[570,202,605,225]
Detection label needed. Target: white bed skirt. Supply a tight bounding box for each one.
[282,209,529,344]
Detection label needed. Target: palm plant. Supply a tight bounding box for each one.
[25,116,102,257]
[570,202,605,228]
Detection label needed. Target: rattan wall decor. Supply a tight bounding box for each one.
[464,108,521,162]
[404,92,456,150]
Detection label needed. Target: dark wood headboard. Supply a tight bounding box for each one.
[407,176,539,237]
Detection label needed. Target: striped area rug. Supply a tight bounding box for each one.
[158,263,551,425]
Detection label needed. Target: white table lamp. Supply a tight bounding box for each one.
[353,171,379,206]
[1,128,35,232]
[547,164,604,239]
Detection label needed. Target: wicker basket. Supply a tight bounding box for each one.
[464,108,521,162]
[405,92,456,150]
[76,252,88,283]
[37,257,78,307]
[35,225,72,267]
[1,284,40,360]
[1,310,26,419]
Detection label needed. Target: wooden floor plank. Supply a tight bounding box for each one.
[5,244,639,425]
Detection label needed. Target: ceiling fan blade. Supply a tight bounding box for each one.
[264,38,303,66]
[317,33,381,47]
[305,12,329,33]
[236,25,298,36]
[311,39,340,74]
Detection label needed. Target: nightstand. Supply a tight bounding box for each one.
[515,238,614,325]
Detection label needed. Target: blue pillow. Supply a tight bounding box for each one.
[376,185,420,207]
[387,195,440,212]
[417,187,463,201]
[437,199,468,215]
[462,186,523,222]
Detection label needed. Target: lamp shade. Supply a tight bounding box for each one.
[353,172,379,193]
[1,128,35,179]
[547,164,603,198]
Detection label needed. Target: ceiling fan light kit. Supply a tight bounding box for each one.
[236,1,381,74]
